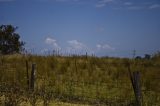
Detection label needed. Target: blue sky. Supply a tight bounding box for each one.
[0,0,160,57]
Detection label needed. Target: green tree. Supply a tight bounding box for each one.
[0,25,25,54]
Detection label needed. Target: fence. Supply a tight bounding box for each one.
[0,56,160,106]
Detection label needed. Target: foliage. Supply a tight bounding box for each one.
[0,25,25,55]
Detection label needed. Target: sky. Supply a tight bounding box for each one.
[0,0,160,57]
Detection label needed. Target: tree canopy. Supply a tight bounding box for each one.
[0,25,25,55]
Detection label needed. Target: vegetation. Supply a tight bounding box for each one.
[0,53,160,106]
[0,25,25,55]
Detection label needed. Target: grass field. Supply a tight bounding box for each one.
[0,53,160,105]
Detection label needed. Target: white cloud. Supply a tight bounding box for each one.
[96,0,160,10]
[96,44,102,49]
[96,0,114,8]
[123,2,145,10]
[45,37,56,44]
[149,4,160,9]
[45,37,61,50]
[96,44,115,51]
[67,40,86,50]
[67,40,94,54]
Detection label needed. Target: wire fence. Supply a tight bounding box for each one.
[0,57,160,106]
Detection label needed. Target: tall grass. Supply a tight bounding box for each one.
[0,54,160,105]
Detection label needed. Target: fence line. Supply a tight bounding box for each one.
[0,60,160,105]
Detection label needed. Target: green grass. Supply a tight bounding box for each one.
[0,54,160,105]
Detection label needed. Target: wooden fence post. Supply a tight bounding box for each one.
[26,60,30,90]
[30,63,36,91]
[133,71,142,106]
[127,63,142,106]
[86,52,88,59]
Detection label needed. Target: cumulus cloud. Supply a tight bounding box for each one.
[67,40,86,50]
[96,44,115,51]
[45,37,56,44]
[45,37,61,50]
[66,40,94,54]
[149,4,160,9]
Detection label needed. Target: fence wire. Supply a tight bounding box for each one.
[0,57,160,106]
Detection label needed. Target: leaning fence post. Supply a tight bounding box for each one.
[30,63,36,91]
[127,63,142,106]
[133,71,142,106]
